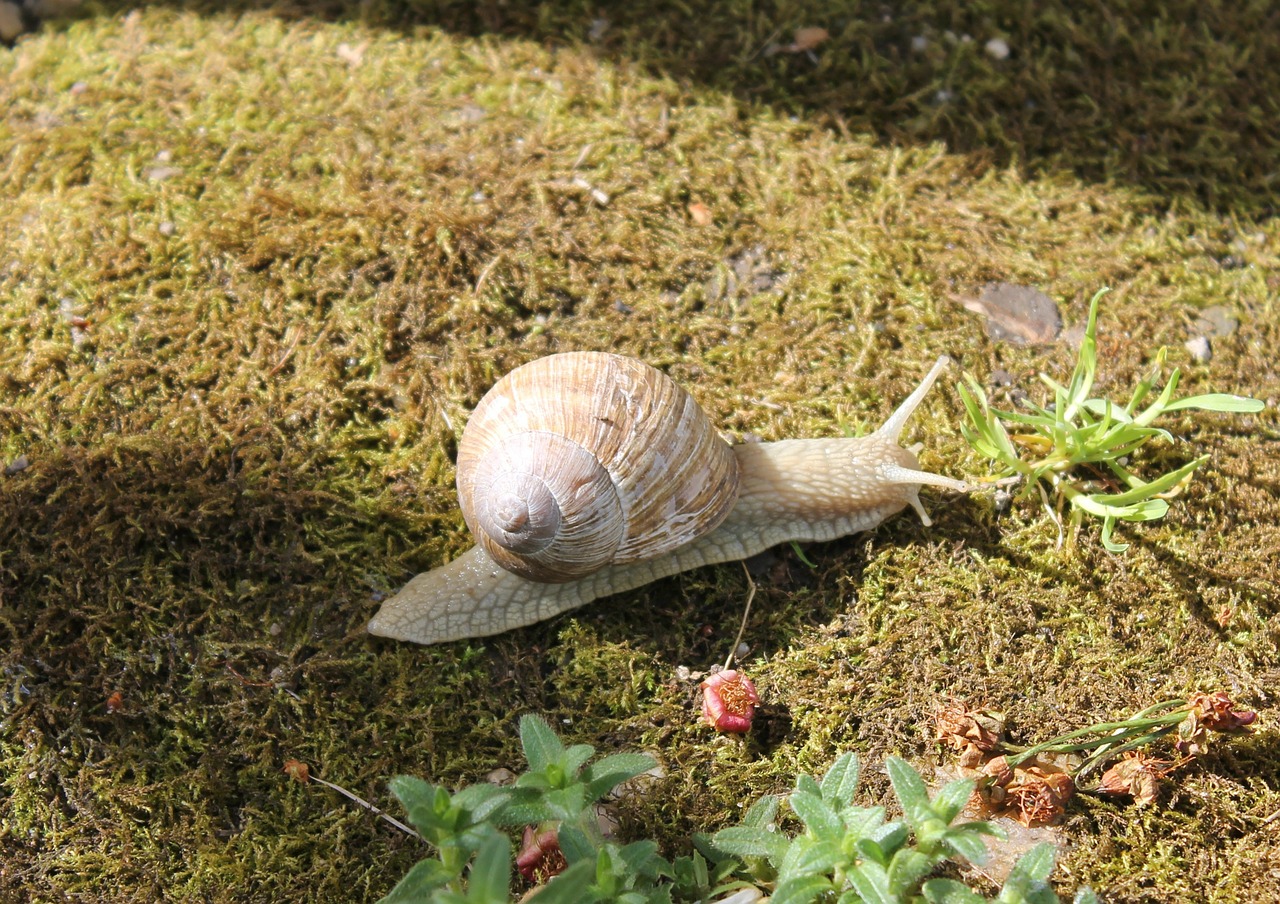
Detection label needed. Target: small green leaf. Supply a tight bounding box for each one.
[838,805,886,841]
[741,794,781,828]
[1003,842,1056,884]
[869,821,910,857]
[820,752,861,807]
[581,752,657,802]
[451,784,511,826]
[516,860,598,904]
[847,862,894,904]
[387,776,438,815]
[465,831,512,903]
[921,878,988,904]
[789,790,842,840]
[561,743,597,779]
[772,874,837,904]
[795,773,822,798]
[887,848,938,896]
[778,836,841,881]
[711,825,790,864]
[377,858,456,903]
[940,825,990,865]
[519,714,564,774]
[557,824,596,865]
[931,778,976,825]
[885,758,932,827]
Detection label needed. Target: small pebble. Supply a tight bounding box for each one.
[158,221,176,236]
[985,37,1010,60]
[735,642,751,659]
[4,455,29,476]
[1185,336,1212,364]
[910,35,928,53]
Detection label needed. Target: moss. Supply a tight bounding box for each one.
[2,2,1278,901]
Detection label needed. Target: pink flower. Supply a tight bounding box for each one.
[516,825,565,883]
[700,669,761,733]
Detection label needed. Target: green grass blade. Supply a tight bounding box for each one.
[1164,393,1265,413]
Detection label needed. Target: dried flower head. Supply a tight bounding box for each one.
[1006,766,1074,827]
[1176,691,1257,756]
[1097,753,1171,807]
[1188,692,1258,732]
[700,669,761,733]
[282,759,311,783]
[981,754,1013,787]
[935,699,1004,765]
[516,825,566,883]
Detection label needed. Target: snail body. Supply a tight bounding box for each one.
[368,353,967,645]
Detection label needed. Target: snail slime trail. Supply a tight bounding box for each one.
[369,353,968,645]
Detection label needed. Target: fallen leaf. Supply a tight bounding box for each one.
[788,27,829,52]
[961,283,1063,345]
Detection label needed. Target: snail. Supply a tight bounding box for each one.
[368,351,968,645]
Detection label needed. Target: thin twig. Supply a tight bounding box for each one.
[310,774,421,839]
[725,562,758,670]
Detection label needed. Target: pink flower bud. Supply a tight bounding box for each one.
[700,669,760,733]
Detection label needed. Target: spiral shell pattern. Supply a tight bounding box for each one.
[456,352,740,582]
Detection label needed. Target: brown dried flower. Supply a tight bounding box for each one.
[981,754,1013,787]
[1006,766,1074,827]
[1097,753,1171,807]
[935,700,1004,766]
[1176,691,1257,756]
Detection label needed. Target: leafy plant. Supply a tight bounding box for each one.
[380,716,1099,903]
[710,753,1098,904]
[958,288,1264,551]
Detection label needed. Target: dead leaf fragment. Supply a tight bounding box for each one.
[789,27,830,52]
[688,202,713,226]
[962,283,1063,345]
[336,41,368,67]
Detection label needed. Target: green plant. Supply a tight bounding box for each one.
[381,716,1098,903]
[709,753,1098,904]
[381,714,742,903]
[958,288,1264,551]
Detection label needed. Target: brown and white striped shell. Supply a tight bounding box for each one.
[456,352,741,582]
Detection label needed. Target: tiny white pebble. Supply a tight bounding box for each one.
[159,221,176,236]
[910,35,928,53]
[985,37,1010,59]
[1185,335,1212,364]
[735,642,751,658]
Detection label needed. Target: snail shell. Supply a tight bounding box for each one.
[456,352,740,582]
